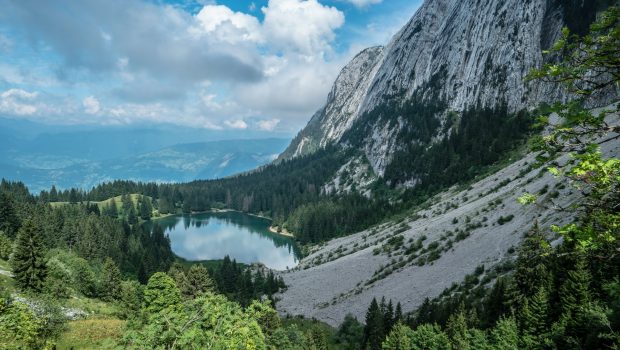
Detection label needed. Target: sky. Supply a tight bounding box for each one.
[0,0,422,135]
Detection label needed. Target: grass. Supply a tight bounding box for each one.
[64,296,121,317]
[56,319,125,350]
[50,194,164,218]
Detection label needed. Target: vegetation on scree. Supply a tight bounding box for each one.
[360,6,620,349]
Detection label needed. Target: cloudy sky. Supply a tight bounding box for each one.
[0,0,422,134]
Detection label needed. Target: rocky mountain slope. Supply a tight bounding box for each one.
[275,0,620,325]
[281,0,614,180]
[277,107,619,326]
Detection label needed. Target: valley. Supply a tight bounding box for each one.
[0,0,619,349]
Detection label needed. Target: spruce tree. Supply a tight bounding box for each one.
[364,298,385,350]
[186,264,215,298]
[0,192,20,239]
[559,253,591,317]
[168,263,191,298]
[395,302,403,324]
[11,219,47,292]
[102,258,122,301]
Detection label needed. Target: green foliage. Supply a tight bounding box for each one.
[0,298,41,349]
[122,292,268,349]
[408,323,451,350]
[119,280,143,319]
[11,219,47,292]
[142,272,181,314]
[524,6,620,251]
[0,192,20,239]
[102,258,122,301]
[185,264,214,298]
[364,298,385,350]
[335,314,364,350]
[382,322,415,350]
[0,232,12,260]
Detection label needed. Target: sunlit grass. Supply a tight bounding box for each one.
[56,319,125,350]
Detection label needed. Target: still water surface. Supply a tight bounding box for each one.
[155,211,300,270]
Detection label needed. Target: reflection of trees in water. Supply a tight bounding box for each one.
[147,212,302,259]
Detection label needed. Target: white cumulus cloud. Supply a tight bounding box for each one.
[0,88,38,115]
[343,0,382,8]
[224,119,248,129]
[256,118,281,131]
[262,0,344,56]
[82,96,101,114]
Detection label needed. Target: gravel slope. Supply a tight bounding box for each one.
[277,112,619,326]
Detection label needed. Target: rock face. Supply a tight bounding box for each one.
[279,46,385,159]
[281,0,582,176]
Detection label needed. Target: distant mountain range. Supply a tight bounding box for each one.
[0,118,290,192]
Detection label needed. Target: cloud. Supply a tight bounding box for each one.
[82,96,101,114]
[262,0,344,56]
[0,89,38,115]
[256,118,281,131]
[343,0,382,8]
[224,119,248,129]
[194,5,263,44]
[0,0,357,131]
[0,33,12,52]
[4,0,263,92]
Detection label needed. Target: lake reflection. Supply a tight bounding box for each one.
[154,211,300,270]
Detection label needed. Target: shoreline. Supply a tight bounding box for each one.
[268,225,295,238]
[152,208,297,239]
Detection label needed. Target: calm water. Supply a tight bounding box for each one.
[154,211,300,270]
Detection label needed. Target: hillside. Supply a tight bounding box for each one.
[277,106,620,325]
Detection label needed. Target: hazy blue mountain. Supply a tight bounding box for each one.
[0,118,291,192]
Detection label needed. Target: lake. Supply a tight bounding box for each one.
[154,211,300,270]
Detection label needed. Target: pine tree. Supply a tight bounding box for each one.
[186,264,215,298]
[520,286,549,339]
[364,298,385,350]
[559,253,591,317]
[168,263,191,298]
[0,192,20,239]
[384,299,395,335]
[514,223,551,300]
[11,219,47,292]
[445,307,469,350]
[394,302,403,324]
[102,258,122,301]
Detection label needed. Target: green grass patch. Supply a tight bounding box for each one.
[56,319,125,350]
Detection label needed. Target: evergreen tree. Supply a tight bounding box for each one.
[10,219,47,292]
[445,307,469,350]
[384,300,395,335]
[143,272,181,314]
[364,298,385,350]
[382,322,414,350]
[186,264,215,298]
[335,314,364,350]
[409,323,451,350]
[519,286,549,346]
[102,258,122,301]
[559,254,591,317]
[489,317,520,350]
[167,263,191,298]
[0,232,12,260]
[0,192,20,238]
[394,302,403,324]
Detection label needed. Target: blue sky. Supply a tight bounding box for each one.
[0,0,422,134]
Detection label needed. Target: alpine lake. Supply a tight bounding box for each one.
[152,211,301,270]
